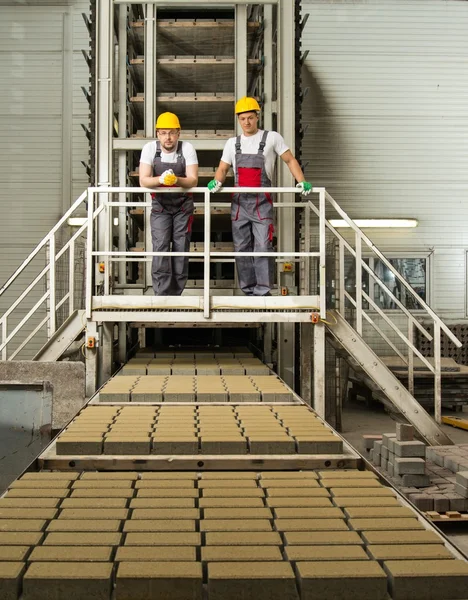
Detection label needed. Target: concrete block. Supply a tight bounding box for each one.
[382,433,397,448]
[373,452,381,467]
[402,474,431,487]
[72,480,133,489]
[333,497,399,508]
[260,479,319,489]
[275,518,349,532]
[343,506,414,519]
[396,423,414,442]
[456,470,468,487]
[381,446,389,460]
[454,483,468,498]
[56,438,103,455]
[433,495,450,513]
[393,440,426,458]
[58,508,128,520]
[349,518,424,531]
[445,493,467,511]
[28,546,113,562]
[373,440,383,455]
[130,498,195,509]
[394,457,426,476]
[70,488,134,498]
[103,438,151,455]
[284,531,363,546]
[296,437,343,454]
[136,488,199,498]
[274,508,344,519]
[199,498,264,508]
[46,519,122,533]
[408,493,435,513]
[363,435,382,450]
[0,498,60,508]
[387,461,394,477]
[124,533,201,546]
[368,544,453,561]
[320,478,382,489]
[384,559,468,600]
[0,532,43,546]
[123,520,196,532]
[115,547,196,562]
[23,562,112,600]
[248,437,296,454]
[0,508,57,520]
[205,532,282,546]
[0,546,29,561]
[135,480,195,489]
[79,472,138,480]
[129,509,199,520]
[61,498,128,509]
[0,562,25,600]
[208,562,298,600]
[200,519,272,532]
[330,487,395,498]
[286,545,369,561]
[0,520,46,532]
[203,508,272,520]
[266,497,332,508]
[116,562,202,600]
[380,458,388,471]
[297,560,387,600]
[388,438,396,454]
[202,488,264,498]
[202,546,283,562]
[361,530,443,545]
[152,439,199,455]
[200,438,248,454]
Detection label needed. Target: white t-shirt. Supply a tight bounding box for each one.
[140,140,198,167]
[220,130,289,182]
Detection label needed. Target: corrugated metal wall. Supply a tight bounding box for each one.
[301,0,468,320]
[0,1,89,357]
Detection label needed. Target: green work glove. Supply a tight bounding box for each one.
[296,181,312,196]
[208,179,222,193]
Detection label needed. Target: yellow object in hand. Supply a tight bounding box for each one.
[163,174,177,186]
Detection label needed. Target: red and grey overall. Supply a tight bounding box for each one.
[231,130,274,296]
[151,141,193,296]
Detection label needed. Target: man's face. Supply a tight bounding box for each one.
[238,112,259,136]
[156,129,180,151]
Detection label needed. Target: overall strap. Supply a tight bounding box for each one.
[176,141,183,159]
[257,130,269,155]
[155,141,161,159]
[235,136,242,155]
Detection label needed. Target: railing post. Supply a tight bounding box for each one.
[104,194,111,295]
[49,235,56,335]
[408,319,414,396]
[304,202,310,295]
[355,231,362,335]
[68,242,75,316]
[1,318,6,360]
[339,240,345,317]
[434,322,441,424]
[86,189,94,319]
[319,190,326,319]
[203,190,211,319]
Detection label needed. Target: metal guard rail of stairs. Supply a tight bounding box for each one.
[0,185,462,427]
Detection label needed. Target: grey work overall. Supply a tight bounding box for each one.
[151,141,193,296]
[231,130,274,296]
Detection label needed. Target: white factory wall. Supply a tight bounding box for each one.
[301,0,468,327]
[0,0,89,357]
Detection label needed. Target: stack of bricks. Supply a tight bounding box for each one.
[368,426,468,513]
[55,405,343,457]
[98,375,293,403]
[0,469,467,599]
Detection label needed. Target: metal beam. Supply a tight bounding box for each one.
[113,138,228,151]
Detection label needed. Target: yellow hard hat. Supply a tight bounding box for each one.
[235,96,261,115]
[155,112,181,129]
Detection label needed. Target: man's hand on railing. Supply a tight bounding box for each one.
[207,179,223,193]
[296,181,313,196]
[159,169,177,186]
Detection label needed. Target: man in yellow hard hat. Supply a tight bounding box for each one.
[139,112,198,296]
[208,97,311,296]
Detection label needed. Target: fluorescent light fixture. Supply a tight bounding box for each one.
[329,219,418,228]
[67,217,87,227]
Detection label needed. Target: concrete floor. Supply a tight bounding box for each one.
[340,399,468,557]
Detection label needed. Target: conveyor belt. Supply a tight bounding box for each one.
[3,348,468,599]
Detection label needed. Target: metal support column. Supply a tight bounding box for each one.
[277,0,296,387]
[313,322,326,418]
[85,320,98,397]
[99,322,114,385]
[235,4,247,134]
[263,5,273,131]
[300,323,312,405]
[145,3,157,288]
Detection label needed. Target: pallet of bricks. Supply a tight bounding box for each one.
[367,425,468,514]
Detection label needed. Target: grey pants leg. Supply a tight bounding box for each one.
[171,207,192,296]
[252,218,273,296]
[232,208,256,296]
[151,209,173,296]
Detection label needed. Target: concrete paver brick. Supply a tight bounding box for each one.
[135,480,195,489]
[58,509,129,520]
[28,546,113,562]
[408,493,434,512]
[261,471,318,479]
[401,474,431,487]
[394,457,425,475]
[130,498,195,509]
[343,507,414,519]
[208,561,298,600]
[275,518,349,532]
[332,497,399,508]
[200,519,272,532]
[199,498,265,508]
[136,488,199,498]
[274,508,343,519]
[393,440,426,458]
[199,472,257,480]
[349,518,423,531]
[361,530,443,545]
[71,488,134,498]
[152,439,199,455]
[72,480,133,489]
[284,531,363,546]
[266,497,332,508]
[286,545,369,561]
[320,479,382,489]
[23,562,113,600]
[10,480,72,489]
[0,562,25,600]
[330,487,395,498]
[201,488,264,498]
[260,479,319,488]
[0,546,29,561]
[115,546,196,562]
[317,471,376,479]
[123,520,196,532]
[367,544,454,561]
[6,488,70,498]
[124,532,201,546]
[21,472,80,481]
[266,487,329,498]
[396,424,414,442]
[296,437,343,454]
[131,509,199,520]
[0,520,46,532]
[56,438,103,455]
[384,559,468,600]
[205,532,282,546]
[116,562,202,600]
[46,519,122,532]
[203,508,272,519]
[79,472,138,480]
[140,472,197,480]
[201,546,283,562]
[0,498,60,508]
[0,508,57,520]
[297,560,387,600]
[248,438,296,454]
[0,532,43,546]
[61,498,128,509]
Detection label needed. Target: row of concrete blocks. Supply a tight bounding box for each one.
[55,436,344,456]
[370,434,430,488]
[120,366,272,376]
[426,445,468,478]
[99,391,293,403]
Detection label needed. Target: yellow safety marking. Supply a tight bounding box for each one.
[442,416,468,431]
